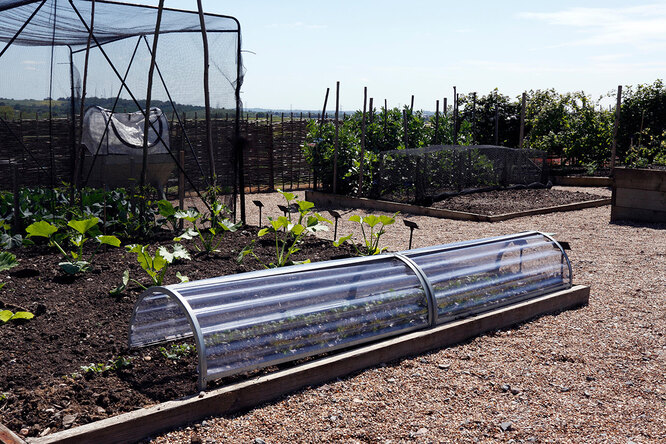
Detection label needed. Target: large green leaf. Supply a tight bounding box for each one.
[67,217,99,235]
[171,244,191,261]
[59,260,89,274]
[25,220,58,238]
[9,311,34,321]
[174,228,198,241]
[379,214,396,225]
[174,209,201,223]
[157,200,176,217]
[97,235,121,248]
[0,251,19,272]
[297,200,314,212]
[218,219,241,232]
[0,310,12,323]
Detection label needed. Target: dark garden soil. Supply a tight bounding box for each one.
[0,188,607,438]
[0,228,357,438]
[431,188,607,215]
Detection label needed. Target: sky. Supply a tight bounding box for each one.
[4,0,666,112]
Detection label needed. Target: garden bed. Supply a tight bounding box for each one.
[0,228,356,439]
[307,188,610,222]
[430,188,606,216]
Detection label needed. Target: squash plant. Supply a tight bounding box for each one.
[174,203,241,253]
[1,309,34,324]
[118,243,191,291]
[238,190,330,268]
[334,212,398,255]
[25,217,121,274]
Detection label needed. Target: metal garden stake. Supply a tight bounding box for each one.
[253,200,264,227]
[404,219,419,249]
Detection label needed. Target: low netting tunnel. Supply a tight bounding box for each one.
[129,231,571,389]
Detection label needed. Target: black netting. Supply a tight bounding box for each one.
[374,145,548,205]
[0,0,243,204]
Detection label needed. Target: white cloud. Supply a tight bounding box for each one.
[519,4,666,48]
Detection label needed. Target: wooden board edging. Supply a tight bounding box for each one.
[552,176,612,187]
[22,285,589,444]
[485,198,611,222]
[0,423,25,444]
[306,191,610,222]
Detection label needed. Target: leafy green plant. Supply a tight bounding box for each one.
[238,191,330,268]
[334,212,398,255]
[124,243,191,289]
[25,217,121,274]
[0,251,18,272]
[174,203,241,253]
[159,343,194,361]
[80,356,133,374]
[1,309,34,324]
[156,199,180,232]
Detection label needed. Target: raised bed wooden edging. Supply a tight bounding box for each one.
[305,191,611,222]
[551,176,612,187]
[5,285,590,444]
[611,167,666,223]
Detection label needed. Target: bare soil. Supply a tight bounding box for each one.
[0,228,356,438]
[431,188,606,215]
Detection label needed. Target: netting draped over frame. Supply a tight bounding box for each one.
[0,0,240,48]
[0,0,244,199]
[82,106,169,155]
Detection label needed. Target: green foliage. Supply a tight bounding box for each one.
[25,217,121,274]
[302,106,438,195]
[174,203,241,253]
[334,212,398,255]
[0,251,18,272]
[617,80,666,163]
[0,309,34,324]
[80,356,133,374]
[159,343,194,361]
[458,89,521,146]
[238,191,330,268]
[125,243,191,288]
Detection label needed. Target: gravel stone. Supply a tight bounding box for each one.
[150,188,666,443]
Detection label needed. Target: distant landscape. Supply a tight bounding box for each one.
[0,97,345,120]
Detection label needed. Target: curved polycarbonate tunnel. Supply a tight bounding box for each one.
[129,231,571,390]
[402,232,572,323]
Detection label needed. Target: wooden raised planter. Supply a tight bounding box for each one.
[611,167,666,223]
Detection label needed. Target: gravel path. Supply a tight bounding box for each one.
[154,187,665,444]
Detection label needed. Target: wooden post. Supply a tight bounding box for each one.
[268,114,275,191]
[384,99,388,136]
[75,0,95,192]
[610,85,622,175]
[471,92,477,145]
[494,104,499,146]
[368,98,374,124]
[197,0,216,187]
[410,95,414,112]
[12,163,20,234]
[359,86,367,195]
[519,92,526,148]
[453,87,458,144]
[281,112,285,190]
[141,0,165,189]
[403,108,408,149]
[333,81,340,194]
[443,98,447,117]
[178,148,185,229]
[434,99,440,145]
[314,88,330,191]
